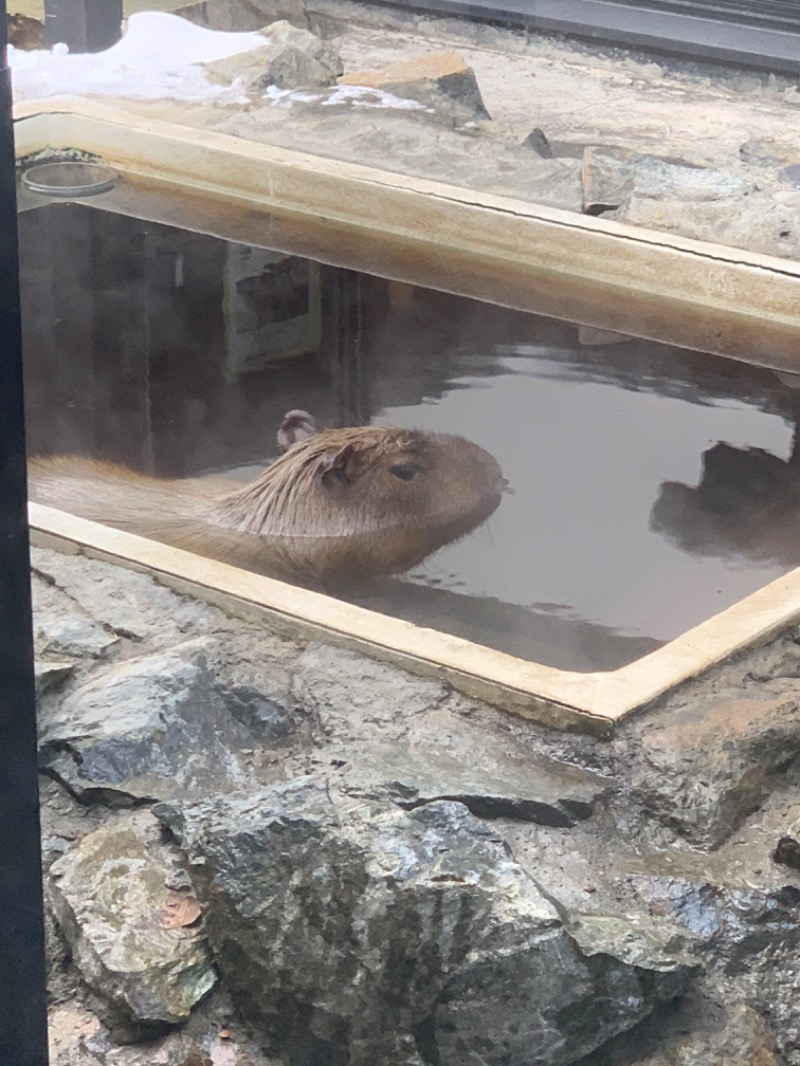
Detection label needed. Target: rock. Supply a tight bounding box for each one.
[586,1000,778,1066]
[37,613,119,659]
[625,687,800,849]
[157,780,696,1065]
[220,683,298,745]
[773,817,800,870]
[47,810,216,1041]
[72,994,281,1065]
[183,0,307,31]
[38,638,274,803]
[31,547,214,644]
[340,50,490,122]
[582,147,751,215]
[48,1003,103,1066]
[628,875,800,973]
[582,146,637,213]
[35,660,75,696]
[780,163,800,189]
[205,21,343,90]
[336,733,610,826]
[773,835,800,870]
[47,975,281,1065]
[632,156,750,202]
[565,912,699,971]
[522,127,553,158]
[740,137,799,168]
[291,642,448,736]
[632,1003,779,1065]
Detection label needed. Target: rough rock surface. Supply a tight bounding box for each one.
[340,49,490,122]
[157,780,696,1065]
[31,546,213,645]
[29,549,800,1065]
[625,684,800,848]
[48,997,282,1065]
[156,0,800,261]
[205,21,343,89]
[582,146,751,215]
[47,810,216,1040]
[38,638,276,803]
[587,1000,780,1066]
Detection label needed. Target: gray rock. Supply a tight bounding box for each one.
[582,998,778,1066]
[31,547,214,644]
[38,638,269,803]
[632,157,749,201]
[625,686,800,849]
[773,823,800,870]
[740,136,799,168]
[582,147,751,215]
[582,146,636,213]
[291,642,447,736]
[47,810,216,1040]
[37,613,119,659]
[157,780,696,1065]
[220,683,298,744]
[35,660,75,696]
[628,1003,779,1066]
[627,874,800,972]
[522,127,553,158]
[337,736,610,826]
[339,49,490,122]
[205,21,342,90]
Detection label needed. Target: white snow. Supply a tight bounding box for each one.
[263,83,428,111]
[9,11,266,103]
[9,10,432,113]
[321,85,428,110]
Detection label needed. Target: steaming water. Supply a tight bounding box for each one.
[19,199,800,671]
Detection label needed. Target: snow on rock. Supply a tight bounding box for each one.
[9,11,267,103]
[9,10,434,112]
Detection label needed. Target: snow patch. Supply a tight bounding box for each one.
[9,11,267,103]
[322,85,428,110]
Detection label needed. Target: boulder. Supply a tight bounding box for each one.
[38,638,280,803]
[204,21,342,90]
[157,779,697,1065]
[626,685,800,848]
[47,811,216,1040]
[340,50,490,121]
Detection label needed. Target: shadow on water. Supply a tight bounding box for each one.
[18,193,800,672]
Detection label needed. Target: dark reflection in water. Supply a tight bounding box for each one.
[19,200,800,672]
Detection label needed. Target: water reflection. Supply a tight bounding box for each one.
[652,441,800,569]
[18,199,800,672]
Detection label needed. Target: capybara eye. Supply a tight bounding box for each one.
[390,463,422,481]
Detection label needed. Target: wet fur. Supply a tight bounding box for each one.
[29,425,504,587]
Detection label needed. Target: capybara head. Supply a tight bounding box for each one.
[214,421,506,584]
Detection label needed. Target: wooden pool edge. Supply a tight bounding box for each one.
[29,505,800,737]
[12,97,800,373]
[17,99,800,734]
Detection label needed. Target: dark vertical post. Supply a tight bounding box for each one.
[0,6,50,1065]
[44,0,122,53]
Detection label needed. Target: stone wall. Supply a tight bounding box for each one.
[34,545,800,1065]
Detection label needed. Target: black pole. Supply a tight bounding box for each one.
[0,8,50,1065]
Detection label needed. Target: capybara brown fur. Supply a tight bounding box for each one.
[28,414,505,587]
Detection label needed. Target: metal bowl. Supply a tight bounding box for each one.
[21,161,117,197]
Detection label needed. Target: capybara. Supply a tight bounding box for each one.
[29,411,505,587]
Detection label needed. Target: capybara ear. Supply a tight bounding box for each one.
[277,410,319,452]
[320,443,356,489]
